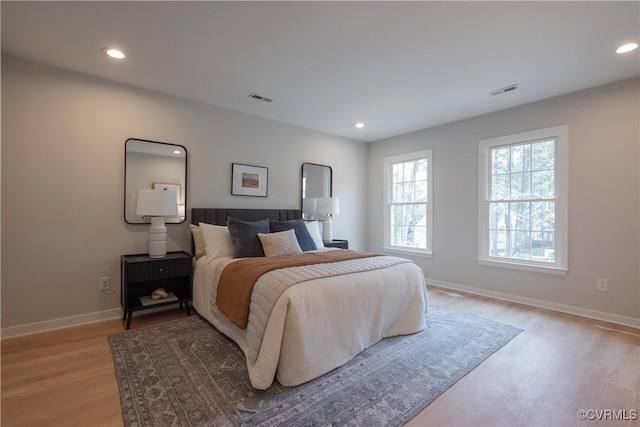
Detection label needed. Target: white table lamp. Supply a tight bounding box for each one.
[315,197,340,241]
[136,189,178,258]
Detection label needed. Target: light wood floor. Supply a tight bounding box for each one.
[2,286,638,426]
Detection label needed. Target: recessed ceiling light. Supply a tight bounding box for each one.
[616,42,638,54]
[355,123,365,128]
[103,48,125,59]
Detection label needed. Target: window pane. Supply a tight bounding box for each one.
[403,182,415,202]
[391,183,402,203]
[415,181,427,202]
[403,162,414,182]
[412,225,427,248]
[415,159,427,181]
[532,170,554,198]
[532,139,555,171]
[511,145,525,173]
[492,147,510,174]
[510,202,530,231]
[510,172,531,199]
[490,229,507,257]
[491,174,510,200]
[391,225,402,246]
[392,163,402,183]
[490,202,508,230]
[510,230,531,259]
[531,201,554,231]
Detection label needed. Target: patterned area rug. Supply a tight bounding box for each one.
[109,306,522,426]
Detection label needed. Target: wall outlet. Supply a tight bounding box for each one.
[99,277,110,291]
[596,278,608,292]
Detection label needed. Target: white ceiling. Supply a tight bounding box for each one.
[2,1,638,142]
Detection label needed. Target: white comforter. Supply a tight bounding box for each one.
[193,252,428,389]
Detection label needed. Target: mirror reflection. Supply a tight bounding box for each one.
[124,138,187,224]
[301,163,332,220]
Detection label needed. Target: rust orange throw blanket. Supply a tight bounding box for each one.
[217,250,379,329]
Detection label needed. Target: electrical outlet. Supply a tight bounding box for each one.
[99,277,110,291]
[596,278,608,292]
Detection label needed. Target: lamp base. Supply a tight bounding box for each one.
[148,217,167,258]
[322,215,333,242]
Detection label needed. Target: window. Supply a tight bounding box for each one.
[383,150,433,256]
[478,125,568,274]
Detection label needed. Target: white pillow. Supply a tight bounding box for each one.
[305,220,325,249]
[199,222,234,262]
[189,224,206,260]
[258,229,302,257]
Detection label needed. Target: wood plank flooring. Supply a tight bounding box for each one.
[2,286,638,426]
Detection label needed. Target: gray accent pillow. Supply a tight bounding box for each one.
[270,218,317,251]
[258,229,303,257]
[227,217,270,258]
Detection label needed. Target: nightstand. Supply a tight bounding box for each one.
[120,251,192,329]
[323,239,349,249]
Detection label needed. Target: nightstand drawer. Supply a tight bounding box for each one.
[125,258,191,283]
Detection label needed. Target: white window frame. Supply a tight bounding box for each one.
[478,125,568,275]
[383,149,433,257]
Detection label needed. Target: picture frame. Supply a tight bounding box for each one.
[231,163,268,197]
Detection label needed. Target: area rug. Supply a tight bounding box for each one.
[109,306,522,426]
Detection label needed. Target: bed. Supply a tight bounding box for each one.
[191,208,428,390]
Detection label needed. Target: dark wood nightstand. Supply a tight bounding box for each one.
[323,239,349,249]
[120,251,192,329]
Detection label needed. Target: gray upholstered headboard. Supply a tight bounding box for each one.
[190,208,302,255]
[191,208,301,226]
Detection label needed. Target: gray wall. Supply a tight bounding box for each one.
[1,55,367,329]
[368,77,639,322]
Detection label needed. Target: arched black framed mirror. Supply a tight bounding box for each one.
[124,138,188,224]
[301,162,332,220]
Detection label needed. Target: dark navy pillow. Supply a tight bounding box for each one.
[270,219,317,252]
[227,217,270,258]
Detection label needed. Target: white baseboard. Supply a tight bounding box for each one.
[426,277,640,329]
[1,308,122,339]
[1,304,188,339]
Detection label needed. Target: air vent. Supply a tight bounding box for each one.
[488,84,519,96]
[248,93,273,103]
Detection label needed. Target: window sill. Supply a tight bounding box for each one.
[383,247,432,258]
[478,258,568,276]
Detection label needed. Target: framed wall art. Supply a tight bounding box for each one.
[231,163,268,197]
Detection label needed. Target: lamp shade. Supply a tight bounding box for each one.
[315,197,340,215]
[136,189,178,217]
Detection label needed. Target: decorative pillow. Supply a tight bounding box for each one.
[258,229,303,257]
[227,217,270,258]
[189,224,206,260]
[270,218,317,251]
[305,220,325,249]
[199,222,234,263]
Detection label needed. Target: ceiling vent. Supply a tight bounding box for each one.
[488,84,519,96]
[248,93,273,103]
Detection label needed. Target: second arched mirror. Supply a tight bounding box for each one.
[301,162,332,220]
